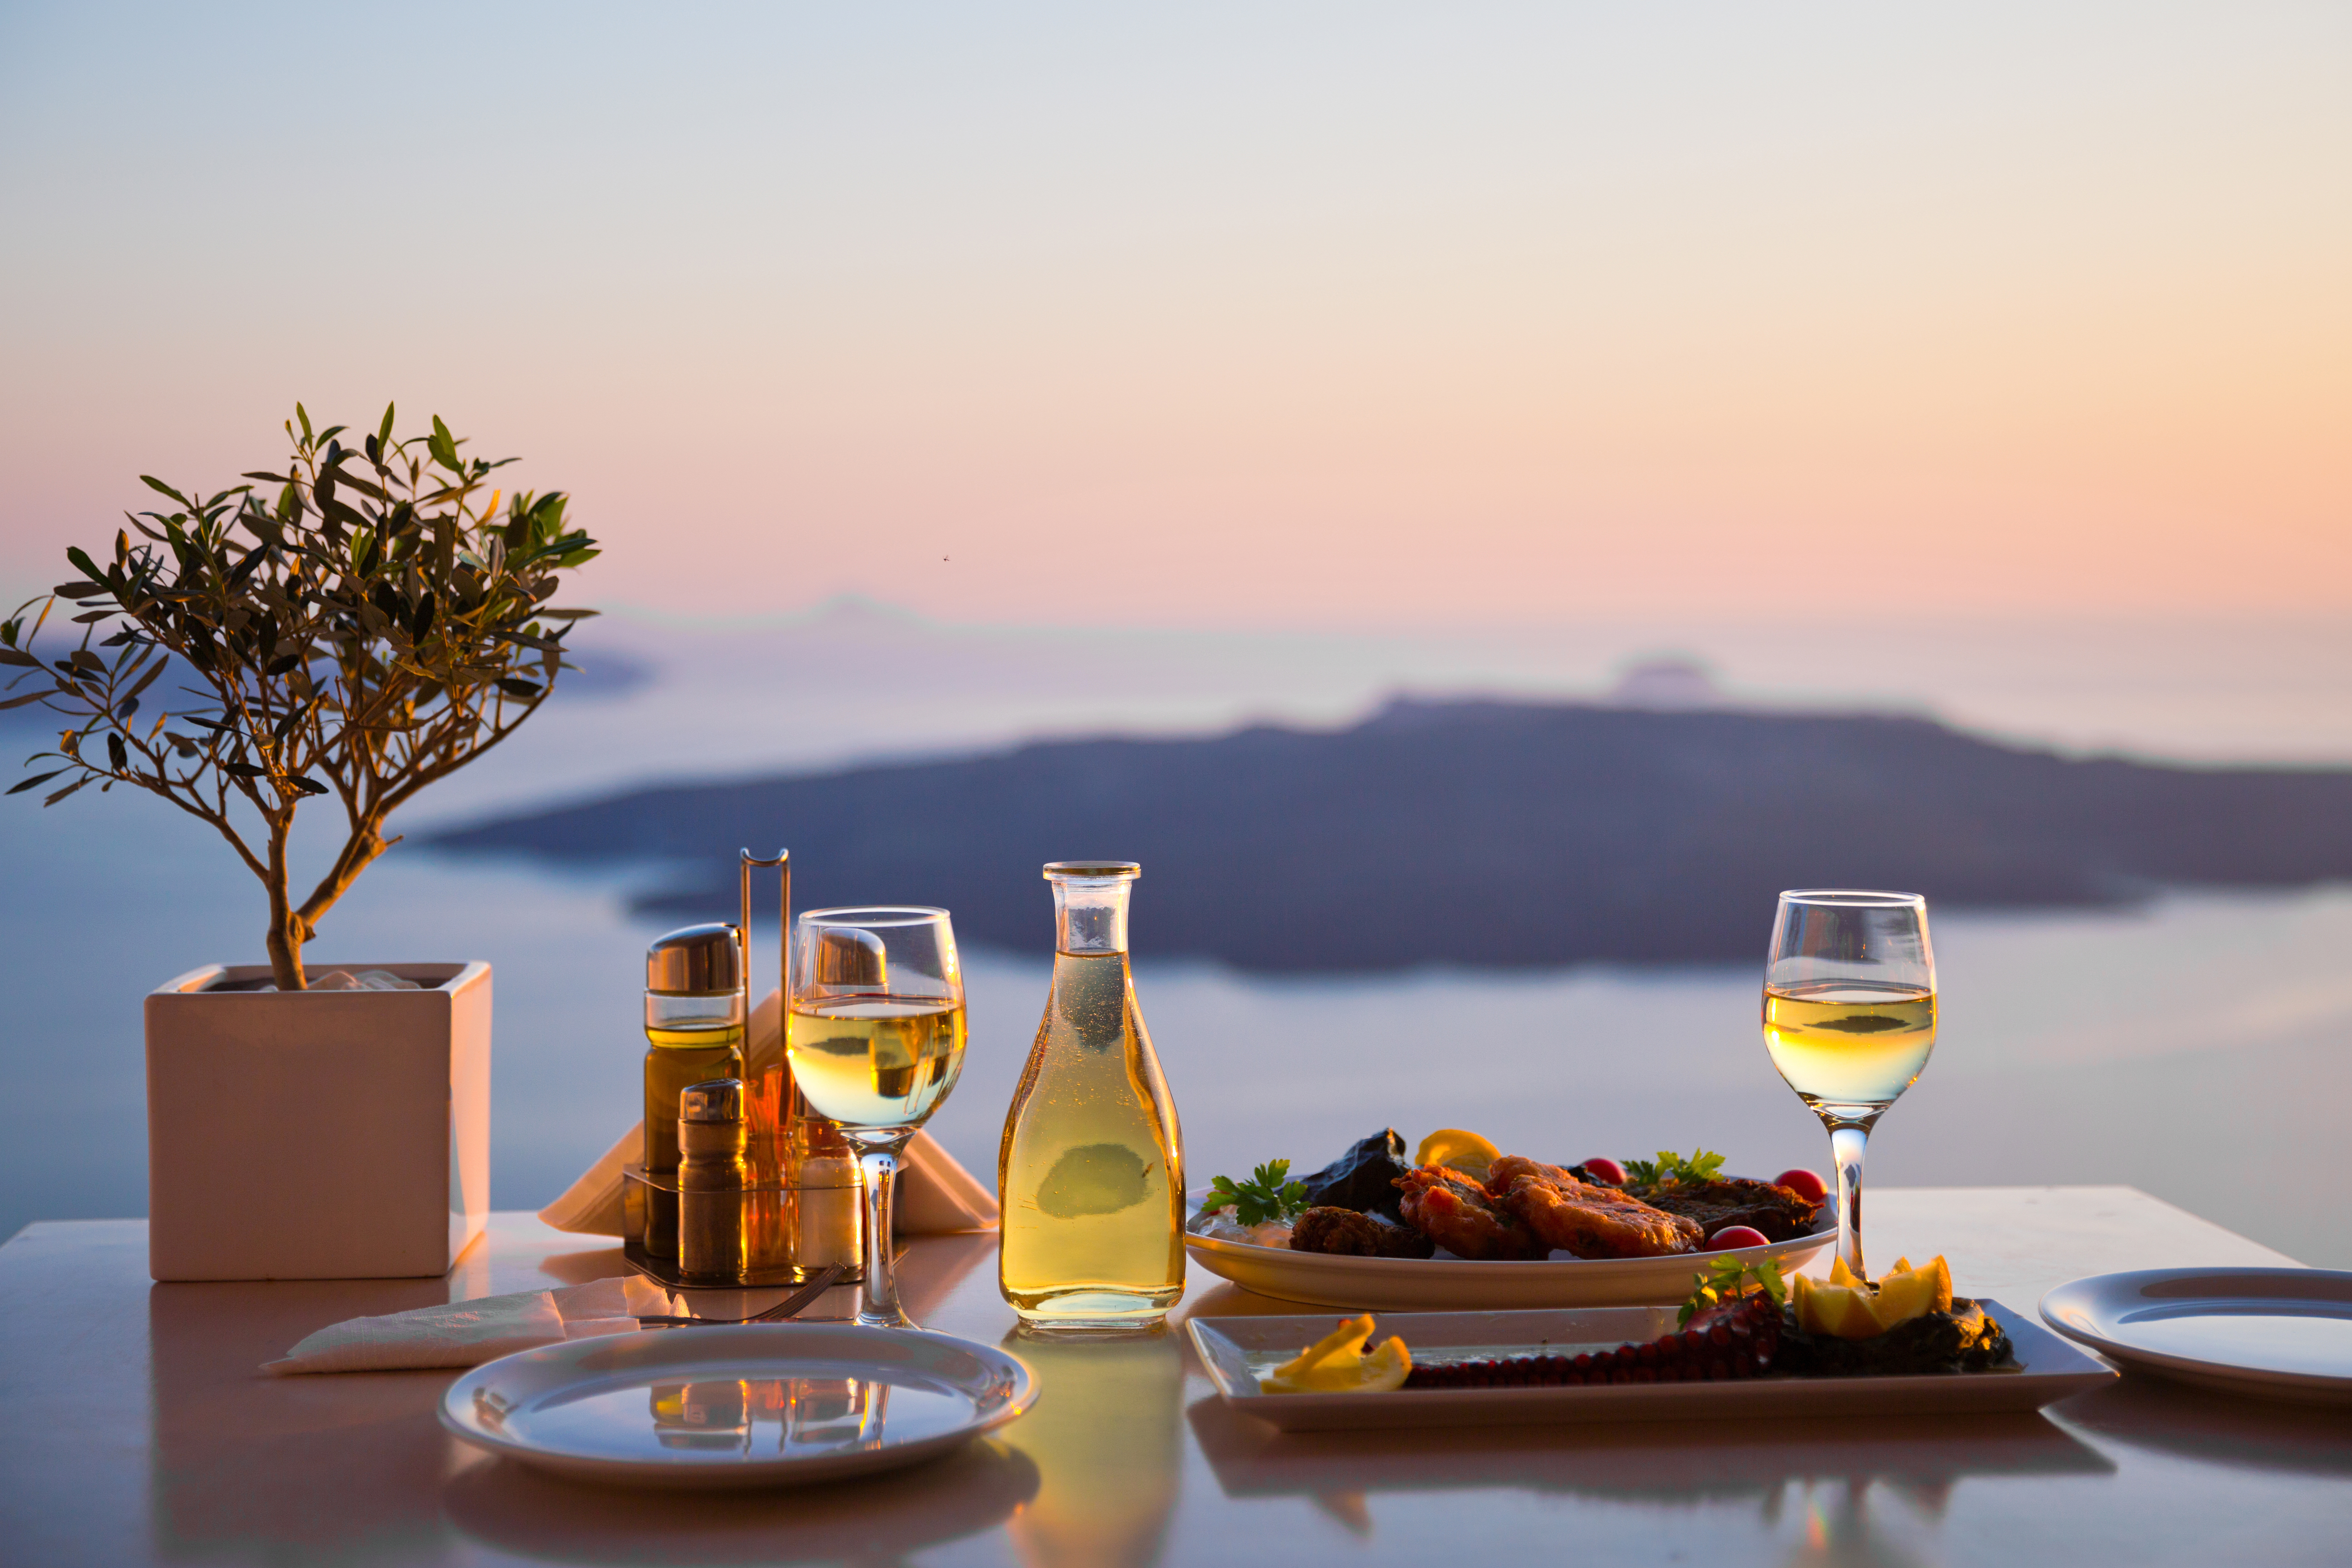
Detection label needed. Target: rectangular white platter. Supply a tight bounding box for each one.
[1186,1299,2114,1432]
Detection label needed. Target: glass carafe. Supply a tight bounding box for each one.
[998,861,1185,1330]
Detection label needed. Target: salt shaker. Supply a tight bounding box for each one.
[794,1119,864,1272]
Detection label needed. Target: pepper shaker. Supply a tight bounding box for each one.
[678,1077,752,1287]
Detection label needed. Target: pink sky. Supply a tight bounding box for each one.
[2,4,2345,629]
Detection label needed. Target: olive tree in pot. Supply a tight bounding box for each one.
[2,404,598,1279]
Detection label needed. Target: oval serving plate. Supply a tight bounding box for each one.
[1184,1209,1835,1310]
[440,1323,1037,1490]
[2039,1267,2352,1406]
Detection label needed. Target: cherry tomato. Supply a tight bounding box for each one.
[1579,1156,1626,1186]
[1705,1225,1770,1251]
[1773,1168,1828,1202]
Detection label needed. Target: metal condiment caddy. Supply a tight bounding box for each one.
[621,848,863,1289]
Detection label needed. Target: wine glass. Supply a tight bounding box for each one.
[1762,890,1936,1280]
[787,907,969,1328]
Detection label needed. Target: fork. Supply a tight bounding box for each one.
[635,1262,849,1327]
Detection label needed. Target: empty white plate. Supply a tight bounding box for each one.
[2039,1268,2352,1405]
[441,1323,1038,1489]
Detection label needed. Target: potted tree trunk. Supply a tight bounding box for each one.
[2,404,598,1280]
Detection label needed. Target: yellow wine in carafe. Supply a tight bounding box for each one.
[998,950,1185,1327]
[1762,982,1936,1110]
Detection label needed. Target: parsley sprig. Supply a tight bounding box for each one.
[1623,1147,1727,1187]
[1678,1256,1788,1327]
[1203,1161,1311,1226]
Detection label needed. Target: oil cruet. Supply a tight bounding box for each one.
[639,925,746,1262]
[997,861,1186,1330]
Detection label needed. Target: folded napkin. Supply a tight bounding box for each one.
[538,986,1000,1238]
[264,1274,676,1375]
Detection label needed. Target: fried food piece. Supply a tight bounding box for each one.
[1289,1205,1438,1259]
[1631,1177,1825,1243]
[1488,1154,1581,1191]
[1488,1155,1700,1259]
[1395,1166,1548,1260]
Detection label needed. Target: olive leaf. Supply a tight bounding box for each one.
[3,403,598,990]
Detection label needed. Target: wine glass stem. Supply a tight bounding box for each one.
[856,1143,911,1328]
[1828,1120,1871,1279]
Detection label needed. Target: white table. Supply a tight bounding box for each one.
[2,1186,2344,1567]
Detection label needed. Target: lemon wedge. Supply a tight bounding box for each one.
[1259,1313,1414,1394]
[1874,1254,1954,1322]
[1261,1314,1372,1390]
[1794,1271,1885,1338]
[1413,1128,1500,1180]
[1795,1254,1955,1338]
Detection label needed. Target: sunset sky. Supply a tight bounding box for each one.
[1,3,2345,630]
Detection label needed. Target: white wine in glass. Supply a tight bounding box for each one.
[786,906,967,1329]
[787,997,966,1129]
[1763,890,1936,1280]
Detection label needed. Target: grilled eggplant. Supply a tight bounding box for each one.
[1298,1129,1415,1221]
[1621,1176,1826,1243]
[1775,1298,2014,1377]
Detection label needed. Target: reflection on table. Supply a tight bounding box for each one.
[1000,1326,1186,1568]
[647,1376,888,1457]
[441,1439,1041,1566]
[1187,1392,2110,1553]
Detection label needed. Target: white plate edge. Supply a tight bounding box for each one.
[1182,1218,1836,1274]
[2038,1268,2352,1392]
[437,1323,1039,1473]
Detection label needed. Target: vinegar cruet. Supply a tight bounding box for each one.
[998,861,1186,1330]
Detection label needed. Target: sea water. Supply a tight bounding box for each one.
[4,787,2350,1265]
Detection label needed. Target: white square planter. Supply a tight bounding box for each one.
[145,960,491,1281]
